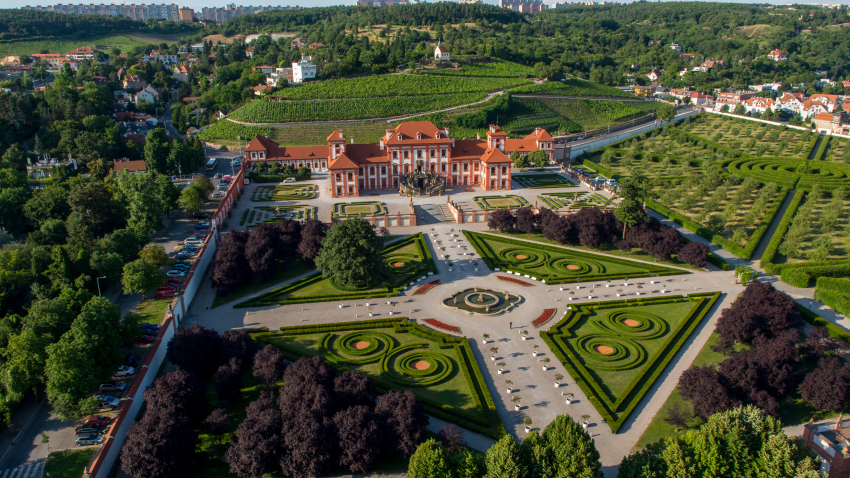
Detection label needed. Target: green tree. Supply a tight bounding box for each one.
[0,143,27,172]
[511,151,529,168]
[138,244,172,267]
[143,127,171,174]
[613,173,650,239]
[110,172,167,237]
[190,174,215,198]
[407,438,451,478]
[657,103,675,123]
[484,435,528,478]
[122,258,166,298]
[2,329,52,401]
[315,219,387,288]
[179,186,202,214]
[733,103,746,115]
[541,415,603,478]
[23,184,72,228]
[529,150,549,168]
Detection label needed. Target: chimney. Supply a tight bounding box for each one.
[476,132,481,140]
[379,139,384,151]
[452,136,455,147]
[339,131,343,140]
[350,137,354,144]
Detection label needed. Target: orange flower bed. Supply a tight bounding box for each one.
[413,279,440,295]
[532,308,557,328]
[496,275,533,287]
[423,318,460,334]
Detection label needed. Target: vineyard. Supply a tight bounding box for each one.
[510,79,638,98]
[537,98,658,132]
[199,121,274,143]
[229,93,486,123]
[267,74,530,100]
[418,58,534,78]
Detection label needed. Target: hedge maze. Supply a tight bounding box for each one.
[464,231,683,283]
[252,318,504,438]
[542,293,720,432]
[473,195,531,210]
[538,192,616,210]
[332,201,387,217]
[512,173,576,189]
[244,205,317,225]
[251,184,318,202]
[236,234,437,307]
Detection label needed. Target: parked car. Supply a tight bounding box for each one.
[96,395,121,408]
[222,175,232,181]
[191,212,211,220]
[181,245,200,251]
[84,416,110,427]
[606,179,619,186]
[125,356,138,367]
[76,434,104,446]
[75,425,102,435]
[114,365,135,377]
[99,382,128,393]
[175,252,194,260]
[213,173,223,179]
[167,277,183,284]
[141,323,159,331]
[212,191,226,198]
[184,237,203,245]
[135,335,154,344]
[154,291,174,299]
[231,160,241,167]
[283,177,296,183]
[595,176,606,182]
[174,260,191,266]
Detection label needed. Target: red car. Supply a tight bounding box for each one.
[159,284,177,291]
[167,278,182,284]
[135,335,154,344]
[84,416,110,427]
[154,291,174,299]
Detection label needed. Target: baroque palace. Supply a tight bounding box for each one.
[243,121,555,198]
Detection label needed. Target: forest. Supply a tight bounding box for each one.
[0,9,197,41]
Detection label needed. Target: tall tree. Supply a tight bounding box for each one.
[120,407,199,478]
[165,324,224,380]
[408,438,451,478]
[121,258,166,298]
[314,219,387,288]
[375,390,428,457]
[613,173,650,239]
[484,435,528,478]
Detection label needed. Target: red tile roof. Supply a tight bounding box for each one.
[384,121,452,146]
[480,147,512,163]
[113,160,147,172]
[245,135,278,153]
[451,140,488,161]
[329,153,358,170]
[346,143,384,164]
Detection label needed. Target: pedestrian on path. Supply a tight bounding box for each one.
[509,321,512,329]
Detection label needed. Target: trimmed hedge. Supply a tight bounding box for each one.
[781,268,811,287]
[814,277,850,318]
[761,189,806,271]
[813,136,831,161]
[252,318,504,439]
[796,303,850,345]
[248,170,311,183]
[580,158,619,180]
[540,292,720,433]
[646,187,787,261]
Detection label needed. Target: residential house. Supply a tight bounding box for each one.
[818,78,837,87]
[190,43,205,52]
[701,59,724,69]
[185,55,199,64]
[178,46,189,55]
[66,48,100,60]
[123,75,146,90]
[113,160,148,174]
[801,417,850,478]
[91,76,107,85]
[0,56,21,66]
[113,90,131,101]
[775,93,807,115]
[715,91,758,108]
[690,92,714,106]
[292,55,316,84]
[214,110,227,119]
[434,43,450,62]
[767,49,788,61]
[30,53,69,68]
[246,46,256,58]
[182,96,200,104]
[668,88,692,100]
[681,53,695,63]
[843,80,850,90]
[135,88,157,106]
[802,99,830,120]
[26,156,78,188]
[173,65,192,82]
[309,42,324,49]
[252,66,276,74]
[670,43,682,52]
[290,37,308,49]
[141,85,160,101]
[266,67,293,87]
[253,85,271,95]
[743,97,775,114]
[749,82,783,92]
[243,121,554,198]
[810,94,843,112]
[141,51,178,68]
[1,65,36,76]
[645,69,664,82]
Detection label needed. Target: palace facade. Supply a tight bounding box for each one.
[243,121,555,198]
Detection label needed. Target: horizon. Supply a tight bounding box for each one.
[5,0,850,10]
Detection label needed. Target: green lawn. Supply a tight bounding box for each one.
[44,448,96,478]
[473,195,530,210]
[465,231,685,283]
[332,201,386,217]
[253,317,502,437]
[542,293,720,432]
[236,234,436,307]
[513,173,576,189]
[250,184,317,202]
[212,260,313,309]
[133,298,171,324]
[0,32,182,57]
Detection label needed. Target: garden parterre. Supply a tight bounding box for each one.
[332,201,387,217]
[542,293,720,433]
[250,184,317,202]
[473,195,530,210]
[252,318,503,438]
[464,231,683,283]
[512,173,576,189]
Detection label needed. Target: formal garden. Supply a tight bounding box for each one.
[240,205,318,226]
[236,232,436,307]
[472,195,530,210]
[541,293,720,432]
[250,184,318,202]
[464,231,684,283]
[512,173,576,189]
[684,114,811,158]
[538,191,616,210]
[253,317,503,438]
[332,201,387,217]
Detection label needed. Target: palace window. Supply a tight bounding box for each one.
[430,150,435,158]
[369,167,375,175]
[381,166,386,174]
[441,149,447,157]
[463,163,468,172]
[404,164,409,174]
[501,167,507,175]
[359,167,364,176]
[335,174,341,181]
[490,167,496,175]
[251,152,257,159]
[392,151,398,160]
[403,151,409,159]
[452,164,458,172]
[474,163,479,171]
[417,151,422,159]
[347,173,353,181]
[393,165,398,174]
[441,163,447,172]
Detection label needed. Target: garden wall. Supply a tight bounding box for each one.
[569,109,700,159]
[705,109,812,132]
[84,166,244,478]
[330,212,417,227]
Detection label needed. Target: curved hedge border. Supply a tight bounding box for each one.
[251,317,504,439]
[473,195,530,210]
[540,292,720,433]
[814,277,850,317]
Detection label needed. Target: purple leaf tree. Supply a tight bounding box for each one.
[375,390,429,457]
[334,405,384,473]
[252,344,287,389]
[214,357,244,405]
[166,324,224,380]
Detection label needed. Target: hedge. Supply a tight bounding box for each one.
[248,170,311,183]
[239,209,249,225]
[814,277,850,318]
[252,319,505,439]
[761,189,806,271]
[781,268,811,287]
[813,136,831,162]
[646,188,787,261]
[805,133,820,159]
[580,158,619,180]
[540,293,720,433]
[796,303,850,345]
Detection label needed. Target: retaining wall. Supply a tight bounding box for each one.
[569,109,701,159]
[705,109,813,131]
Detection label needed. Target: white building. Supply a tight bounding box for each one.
[135,89,156,106]
[670,43,682,52]
[291,55,316,84]
[434,43,450,62]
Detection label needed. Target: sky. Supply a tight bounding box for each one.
[6,0,850,12]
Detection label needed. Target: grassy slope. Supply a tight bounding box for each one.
[0,32,181,56]
[44,449,97,478]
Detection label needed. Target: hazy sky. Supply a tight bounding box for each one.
[6,0,849,12]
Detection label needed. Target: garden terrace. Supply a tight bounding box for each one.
[537,191,589,209]
[252,318,503,438]
[542,293,720,432]
[236,234,437,307]
[473,195,530,210]
[513,173,576,189]
[265,75,531,100]
[243,205,318,226]
[683,114,810,158]
[332,201,387,217]
[464,231,684,283]
[250,184,317,202]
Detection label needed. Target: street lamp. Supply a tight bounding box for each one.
[96,276,106,297]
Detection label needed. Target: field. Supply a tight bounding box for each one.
[266,74,530,100]
[236,234,437,307]
[534,98,659,133]
[198,121,274,144]
[0,32,181,57]
[464,231,684,283]
[133,298,170,324]
[250,184,317,201]
[229,93,487,123]
[542,293,720,432]
[253,317,503,437]
[473,195,530,210]
[509,78,639,98]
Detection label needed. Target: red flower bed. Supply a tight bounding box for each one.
[413,280,440,295]
[497,275,533,287]
[423,318,460,334]
[532,308,557,328]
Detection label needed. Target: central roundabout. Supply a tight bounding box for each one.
[442,287,522,315]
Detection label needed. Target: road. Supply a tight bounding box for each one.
[162,96,184,140]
